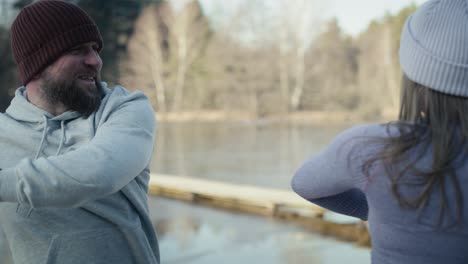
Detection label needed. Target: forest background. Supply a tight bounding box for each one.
[0,0,417,122]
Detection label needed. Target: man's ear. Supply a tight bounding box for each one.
[24,71,43,89]
[30,71,44,82]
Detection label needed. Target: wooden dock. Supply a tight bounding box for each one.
[149,174,370,246]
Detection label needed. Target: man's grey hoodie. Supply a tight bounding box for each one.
[0,84,159,264]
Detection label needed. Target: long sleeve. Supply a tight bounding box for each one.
[291,125,376,220]
[0,89,156,208]
[306,189,368,220]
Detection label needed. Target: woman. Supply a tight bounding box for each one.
[291,1,468,263]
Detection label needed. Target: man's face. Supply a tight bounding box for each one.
[39,41,104,117]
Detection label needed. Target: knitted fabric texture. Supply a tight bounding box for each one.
[10,0,103,85]
[399,0,468,97]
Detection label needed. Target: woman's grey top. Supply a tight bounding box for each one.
[292,124,468,264]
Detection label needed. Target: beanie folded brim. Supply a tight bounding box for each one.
[400,16,468,97]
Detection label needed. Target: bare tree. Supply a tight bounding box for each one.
[300,19,359,111]
[200,0,276,116]
[382,24,400,111]
[165,0,210,111]
[288,1,316,110]
[278,23,291,112]
[122,3,170,112]
[208,0,324,115]
[355,14,409,119]
[271,0,324,111]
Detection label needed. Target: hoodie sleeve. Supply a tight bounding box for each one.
[291,125,374,221]
[0,88,156,208]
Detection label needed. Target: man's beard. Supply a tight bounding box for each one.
[40,70,105,117]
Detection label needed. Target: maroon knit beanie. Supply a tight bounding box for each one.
[10,0,103,85]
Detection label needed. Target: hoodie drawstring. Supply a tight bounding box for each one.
[25,117,66,218]
[56,120,65,156]
[34,115,49,160]
[34,116,67,159]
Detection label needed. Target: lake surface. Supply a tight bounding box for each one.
[149,121,371,264]
[151,121,354,189]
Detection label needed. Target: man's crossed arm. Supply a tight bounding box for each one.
[0,90,156,208]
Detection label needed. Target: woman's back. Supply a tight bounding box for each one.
[292,123,468,264]
[362,125,468,263]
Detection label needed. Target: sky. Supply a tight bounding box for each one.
[196,0,428,36]
[324,0,427,35]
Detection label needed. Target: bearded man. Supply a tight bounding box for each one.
[0,1,160,263]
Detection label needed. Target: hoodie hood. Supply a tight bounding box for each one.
[5,83,108,159]
[5,82,109,123]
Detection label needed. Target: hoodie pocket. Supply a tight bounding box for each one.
[45,228,134,264]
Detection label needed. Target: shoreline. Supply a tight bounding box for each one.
[155,110,396,124]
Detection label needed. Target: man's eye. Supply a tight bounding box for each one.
[69,47,83,54]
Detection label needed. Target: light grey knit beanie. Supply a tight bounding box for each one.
[400,0,468,97]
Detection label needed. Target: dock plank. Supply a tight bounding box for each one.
[149,174,370,246]
[149,174,325,216]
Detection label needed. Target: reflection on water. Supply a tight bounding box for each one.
[149,197,370,264]
[152,121,351,189]
[150,121,370,264]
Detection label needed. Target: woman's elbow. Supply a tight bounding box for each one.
[291,171,308,198]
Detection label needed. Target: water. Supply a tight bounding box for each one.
[148,197,370,264]
[151,121,351,189]
[149,121,371,264]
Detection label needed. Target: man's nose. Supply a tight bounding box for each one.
[84,50,102,69]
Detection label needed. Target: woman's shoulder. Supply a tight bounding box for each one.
[329,123,402,160]
[335,123,395,144]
